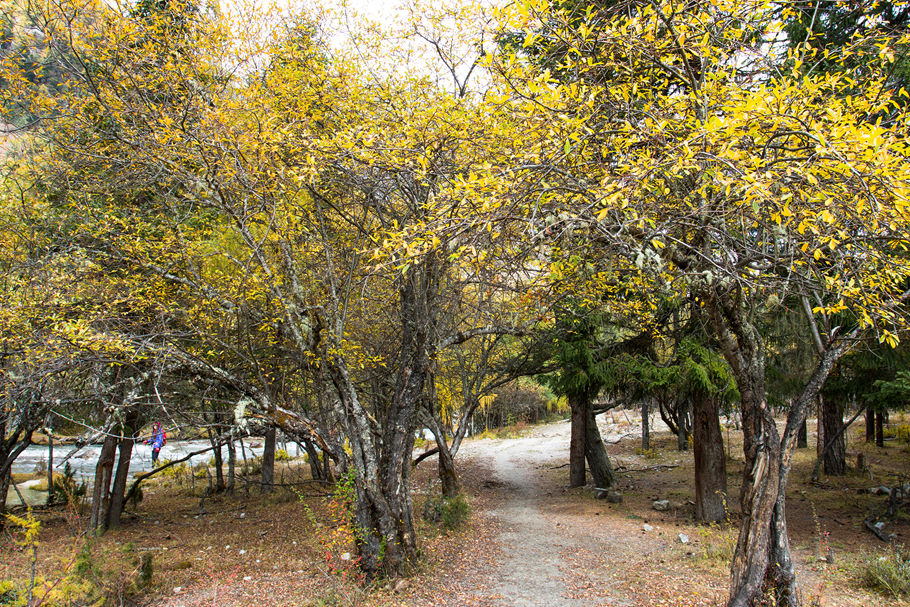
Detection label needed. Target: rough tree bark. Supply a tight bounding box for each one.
[866,408,875,442]
[436,438,459,498]
[641,400,650,451]
[104,433,134,530]
[821,394,846,476]
[104,410,141,530]
[876,410,885,447]
[693,393,727,522]
[797,419,807,449]
[569,392,588,487]
[261,426,276,493]
[209,429,225,493]
[227,433,236,493]
[0,468,10,516]
[90,435,117,532]
[302,438,324,481]
[711,295,856,607]
[46,423,54,506]
[319,261,436,577]
[0,420,37,517]
[585,406,614,488]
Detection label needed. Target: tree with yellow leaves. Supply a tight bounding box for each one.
[0,0,535,575]
[482,0,910,604]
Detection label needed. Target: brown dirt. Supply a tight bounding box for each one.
[2,412,908,606]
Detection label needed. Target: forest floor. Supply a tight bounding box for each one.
[3,412,909,606]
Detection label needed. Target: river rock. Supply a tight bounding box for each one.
[594,488,623,502]
[653,499,670,511]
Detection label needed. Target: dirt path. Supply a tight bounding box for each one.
[461,420,647,607]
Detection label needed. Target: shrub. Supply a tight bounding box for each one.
[73,540,154,605]
[243,455,263,475]
[862,545,910,597]
[693,523,737,569]
[413,435,430,450]
[422,494,470,530]
[885,424,910,443]
[51,463,86,505]
[275,449,292,461]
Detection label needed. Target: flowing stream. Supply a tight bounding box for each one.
[7,438,305,508]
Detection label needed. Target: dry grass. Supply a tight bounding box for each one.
[3,415,909,606]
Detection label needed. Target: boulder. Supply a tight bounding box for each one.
[653,499,671,511]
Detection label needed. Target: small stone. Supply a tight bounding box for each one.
[341,552,351,561]
[240,512,246,519]
[225,545,231,550]
[678,533,690,544]
[243,576,252,581]
[239,549,246,555]
[594,488,623,503]
[643,523,654,532]
[875,521,886,530]
[173,587,182,594]
[653,499,671,511]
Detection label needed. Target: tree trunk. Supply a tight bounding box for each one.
[585,405,614,488]
[796,419,807,449]
[105,411,141,530]
[104,434,134,530]
[693,393,727,522]
[866,407,876,442]
[227,434,236,493]
[569,393,587,487]
[322,449,336,483]
[0,467,11,517]
[1,431,36,516]
[46,428,54,506]
[209,429,225,493]
[325,356,420,577]
[641,400,650,451]
[712,295,855,607]
[261,426,276,492]
[677,399,691,451]
[437,439,460,498]
[711,297,783,606]
[821,394,846,476]
[302,438,324,481]
[876,410,885,447]
[90,435,117,532]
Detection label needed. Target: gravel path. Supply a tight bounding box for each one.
[461,420,641,607]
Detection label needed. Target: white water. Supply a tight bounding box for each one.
[7,438,305,507]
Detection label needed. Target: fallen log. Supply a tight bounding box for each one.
[124,445,216,505]
[864,517,891,542]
